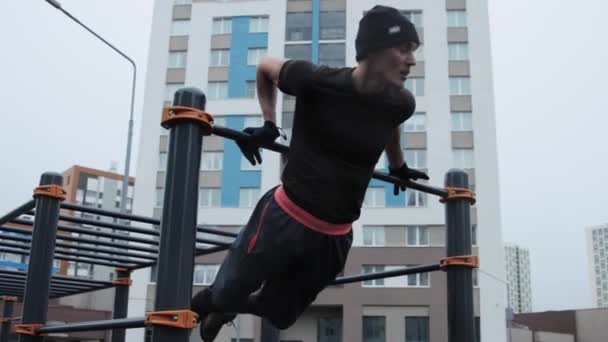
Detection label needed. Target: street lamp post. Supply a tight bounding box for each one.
[45,0,136,216]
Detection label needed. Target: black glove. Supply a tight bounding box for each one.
[389,162,430,196]
[237,120,280,165]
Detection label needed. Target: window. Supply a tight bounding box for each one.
[472,224,477,246]
[406,226,429,246]
[475,317,481,342]
[165,83,184,101]
[405,317,429,342]
[247,48,267,65]
[473,269,479,287]
[404,112,426,132]
[363,226,386,246]
[193,264,220,285]
[375,152,386,170]
[363,316,385,342]
[171,20,190,36]
[249,16,269,33]
[212,18,232,34]
[67,262,94,279]
[452,149,475,168]
[209,49,230,66]
[207,82,228,100]
[318,318,341,342]
[239,188,260,208]
[286,12,312,41]
[407,190,427,208]
[199,188,221,207]
[174,0,191,4]
[155,189,164,207]
[449,77,471,95]
[451,112,473,131]
[363,187,385,208]
[405,78,425,96]
[448,43,469,61]
[319,43,345,67]
[404,149,427,168]
[363,265,385,287]
[201,152,223,171]
[320,11,345,39]
[168,51,187,68]
[285,44,312,60]
[158,152,167,171]
[408,270,429,287]
[414,44,424,62]
[241,155,262,170]
[246,81,257,98]
[447,10,467,27]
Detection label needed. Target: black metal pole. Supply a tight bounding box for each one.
[0,296,16,342]
[19,172,63,342]
[444,169,475,342]
[153,88,207,342]
[111,268,131,342]
[0,200,35,226]
[36,317,146,334]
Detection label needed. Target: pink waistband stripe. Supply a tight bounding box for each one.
[274,186,352,236]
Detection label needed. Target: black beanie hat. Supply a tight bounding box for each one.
[355,5,420,62]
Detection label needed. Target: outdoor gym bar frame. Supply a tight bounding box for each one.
[1,87,478,342]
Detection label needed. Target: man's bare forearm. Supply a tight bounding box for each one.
[385,126,405,169]
[256,57,287,124]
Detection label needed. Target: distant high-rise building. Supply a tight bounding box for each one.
[587,223,608,308]
[505,244,533,313]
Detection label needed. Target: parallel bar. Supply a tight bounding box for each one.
[0,269,113,286]
[212,125,449,197]
[331,264,442,285]
[60,202,157,225]
[444,169,475,342]
[19,172,63,342]
[153,88,206,342]
[11,218,159,246]
[131,245,229,272]
[0,247,140,268]
[56,214,158,236]
[0,200,35,226]
[0,225,159,254]
[111,269,131,342]
[36,317,146,334]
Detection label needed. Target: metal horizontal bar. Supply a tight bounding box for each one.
[0,240,29,251]
[37,317,147,334]
[0,225,159,254]
[53,253,140,268]
[212,125,449,197]
[11,218,159,246]
[0,269,113,287]
[0,278,92,292]
[130,244,229,271]
[331,264,442,285]
[61,203,158,225]
[197,227,238,238]
[56,214,158,236]
[0,200,35,226]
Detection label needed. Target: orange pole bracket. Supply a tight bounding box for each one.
[33,185,67,201]
[0,296,17,302]
[440,255,479,271]
[14,324,44,336]
[439,187,476,205]
[112,277,133,286]
[161,106,214,135]
[145,310,199,329]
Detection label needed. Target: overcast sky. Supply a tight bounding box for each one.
[1,0,606,312]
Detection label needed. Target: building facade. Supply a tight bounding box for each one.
[129,0,505,341]
[586,223,608,308]
[504,244,532,313]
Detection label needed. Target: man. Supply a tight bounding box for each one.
[191,5,429,341]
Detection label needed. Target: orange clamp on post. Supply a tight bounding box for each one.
[0,296,17,302]
[112,278,133,286]
[14,324,43,336]
[33,185,67,201]
[439,187,476,205]
[440,255,479,271]
[145,310,199,329]
[161,106,214,135]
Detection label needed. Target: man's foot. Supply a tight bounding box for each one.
[200,312,236,342]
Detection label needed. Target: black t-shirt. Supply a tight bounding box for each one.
[278,60,416,223]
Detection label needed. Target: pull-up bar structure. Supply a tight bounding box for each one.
[0,87,478,342]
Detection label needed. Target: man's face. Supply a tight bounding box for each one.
[369,42,418,88]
